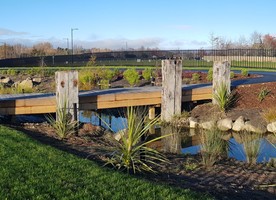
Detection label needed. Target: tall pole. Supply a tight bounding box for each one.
[71,28,78,65]
[64,38,69,55]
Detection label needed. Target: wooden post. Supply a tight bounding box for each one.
[161,58,182,122]
[55,71,79,122]
[212,60,231,105]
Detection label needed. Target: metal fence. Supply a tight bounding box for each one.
[1,49,276,69]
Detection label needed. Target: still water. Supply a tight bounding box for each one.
[80,111,276,163]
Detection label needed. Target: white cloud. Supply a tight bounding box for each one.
[0,28,28,36]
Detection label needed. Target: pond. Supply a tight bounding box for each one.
[80,110,276,163]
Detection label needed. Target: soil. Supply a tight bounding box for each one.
[1,71,276,199]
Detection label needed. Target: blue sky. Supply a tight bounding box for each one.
[1,0,276,49]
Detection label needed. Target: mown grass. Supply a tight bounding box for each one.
[0,125,212,200]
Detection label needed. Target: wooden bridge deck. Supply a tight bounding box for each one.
[0,85,212,115]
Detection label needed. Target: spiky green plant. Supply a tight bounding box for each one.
[206,68,213,81]
[142,68,152,81]
[123,69,139,86]
[213,82,237,112]
[105,106,170,174]
[200,127,227,167]
[257,87,270,102]
[46,100,78,140]
[241,68,249,76]
[240,131,262,164]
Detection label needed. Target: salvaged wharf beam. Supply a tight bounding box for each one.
[0,86,212,115]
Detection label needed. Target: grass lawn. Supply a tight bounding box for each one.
[0,125,212,200]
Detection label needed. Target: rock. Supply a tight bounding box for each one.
[267,121,276,133]
[232,116,245,132]
[199,121,216,130]
[243,121,267,134]
[0,77,12,84]
[217,118,233,131]
[114,128,127,141]
[188,117,198,129]
[19,79,33,89]
[32,77,42,84]
[12,81,20,88]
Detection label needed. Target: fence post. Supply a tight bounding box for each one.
[212,60,230,105]
[161,58,182,122]
[55,71,79,122]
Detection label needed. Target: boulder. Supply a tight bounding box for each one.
[114,128,127,141]
[188,117,198,129]
[19,79,33,89]
[199,121,216,130]
[32,77,42,84]
[0,77,12,84]
[267,121,276,133]
[243,121,267,134]
[232,116,245,132]
[217,118,233,131]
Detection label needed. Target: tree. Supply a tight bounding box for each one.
[263,34,276,49]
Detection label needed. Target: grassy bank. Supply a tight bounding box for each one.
[0,125,212,200]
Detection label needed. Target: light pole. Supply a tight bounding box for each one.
[71,28,78,65]
[63,38,69,55]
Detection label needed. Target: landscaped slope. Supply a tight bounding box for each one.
[0,125,211,200]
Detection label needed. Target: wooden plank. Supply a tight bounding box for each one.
[0,97,56,108]
[79,97,161,110]
[0,105,56,115]
[183,94,212,101]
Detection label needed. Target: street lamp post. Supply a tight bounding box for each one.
[63,38,69,55]
[71,28,78,65]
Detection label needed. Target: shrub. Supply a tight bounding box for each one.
[230,71,235,79]
[262,106,276,123]
[257,87,270,102]
[241,69,249,76]
[46,100,78,140]
[105,106,169,174]
[86,55,97,66]
[206,68,213,81]
[200,127,227,167]
[142,68,152,81]
[79,70,97,90]
[213,82,237,112]
[192,73,200,82]
[123,69,139,86]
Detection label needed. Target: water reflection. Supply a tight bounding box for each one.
[180,130,276,163]
[79,110,276,163]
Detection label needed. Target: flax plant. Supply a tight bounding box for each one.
[106,106,170,174]
[46,100,78,140]
[213,82,237,112]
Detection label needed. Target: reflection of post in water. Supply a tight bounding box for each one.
[161,126,181,154]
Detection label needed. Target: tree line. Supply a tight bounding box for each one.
[1,31,276,59]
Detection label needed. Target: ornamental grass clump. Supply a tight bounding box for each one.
[46,100,78,140]
[105,106,169,174]
[240,131,262,164]
[213,82,237,112]
[200,127,227,167]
